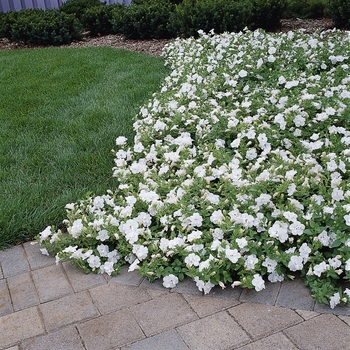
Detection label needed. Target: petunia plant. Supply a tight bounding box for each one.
[37,28,350,308]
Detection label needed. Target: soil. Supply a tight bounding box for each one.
[0,18,335,56]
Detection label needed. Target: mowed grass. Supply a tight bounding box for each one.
[0,46,169,249]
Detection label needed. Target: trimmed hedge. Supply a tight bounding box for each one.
[59,0,104,21]
[111,0,175,39]
[328,0,350,29]
[82,4,117,35]
[8,9,82,45]
[284,0,329,19]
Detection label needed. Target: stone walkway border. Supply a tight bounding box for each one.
[0,242,349,350]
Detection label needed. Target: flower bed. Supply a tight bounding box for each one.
[38,28,350,308]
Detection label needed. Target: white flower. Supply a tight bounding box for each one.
[96,229,109,242]
[70,219,84,238]
[238,69,248,78]
[268,221,289,243]
[299,243,311,260]
[262,257,277,273]
[244,254,259,270]
[40,248,49,256]
[132,244,148,260]
[236,237,248,249]
[345,258,350,271]
[268,271,284,283]
[128,258,140,272]
[289,221,305,236]
[100,261,115,275]
[252,274,265,291]
[328,257,341,269]
[210,210,225,225]
[313,261,329,277]
[39,226,52,242]
[329,292,340,309]
[163,274,179,289]
[185,253,201,267]
[194,276,215,294]
[97,244,109,257]
[225,248,241,263]
[87,255,101,269]
[115,136,127,145]
[288,255,304,271]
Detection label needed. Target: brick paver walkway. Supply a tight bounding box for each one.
[1,242,350,350]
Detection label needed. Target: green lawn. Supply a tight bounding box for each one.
[0,46,169,249]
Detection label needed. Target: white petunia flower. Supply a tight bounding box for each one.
[288,255,304,271]
[163,274,179,289]
[252,274,265,291]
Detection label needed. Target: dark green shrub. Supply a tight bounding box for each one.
[111,0,175,39]
[82,4,116,35]
[249,0,287,30]
[328,0,350,28]
[60,0,104,21]
[168,0,255,38]
[0,11,20,38]
[9,9,82,45]
[169,0,286,38]
[284,0,329,19]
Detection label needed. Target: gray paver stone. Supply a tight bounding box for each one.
[139,276,169,291]
[62,261,106,292]
[78,308,145,350]
[295,309,320,320]
[283,314,350,350]
[4,346,19,350]
[236,332,298,350]
[40,291,98,331]
[121,329,189,350]
[146,289,170,298]
[338,315,350,326]
[7,272,39,311]
[0,307,44,349]
[182,293,240,318]
[23,242,55,270]
[109,264,145,286]
[239,281,281,306]
[314,301,350,316]
[0,245,30,278]
[0,279,13,317]
[130,293,198,337]
[177,311,250,350]
[21,325,85,350]
[31,264,72,302]
[171,277,203,296]
[276,277,315,310]
[228,302,302,340]
[89,283,152,315]
[206,284,242,300]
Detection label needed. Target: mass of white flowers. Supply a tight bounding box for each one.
[37,28,350,308]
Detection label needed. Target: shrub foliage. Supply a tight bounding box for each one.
[328,0,350,29]
[8,9,82,45]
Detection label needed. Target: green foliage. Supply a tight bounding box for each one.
[284,0,329,19]
[82,4,117,35]
[328,0,350,28]
[249,0,287,30]
[60,0,104,21]
[8,9,82,45]
[111,0,175,39]
[168,0,286,38]
[0,11,20,38]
